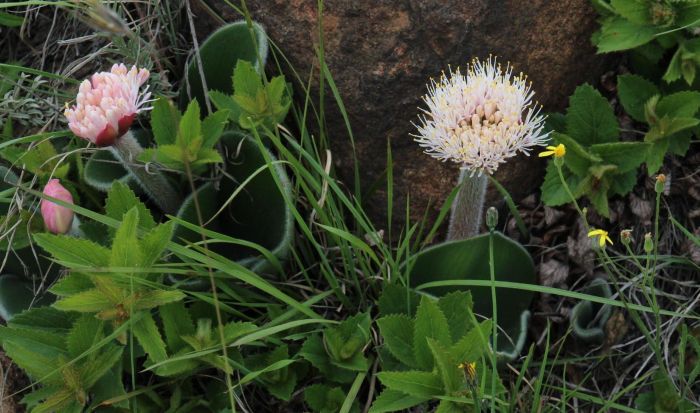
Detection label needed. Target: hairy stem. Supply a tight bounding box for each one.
[447,168,487,240]
[110,131,182,215]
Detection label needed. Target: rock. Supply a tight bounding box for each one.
[193,0,608,229]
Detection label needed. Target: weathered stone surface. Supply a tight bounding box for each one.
[194,0,608,228]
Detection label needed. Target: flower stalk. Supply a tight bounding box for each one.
[447,168,487,240]
[109,131,181,214]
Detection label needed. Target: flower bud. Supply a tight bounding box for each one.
[644,232,653,254]
[40,179,75,234]
[486,206,498,231]
[655,174,666,194]
[620,229,633,246]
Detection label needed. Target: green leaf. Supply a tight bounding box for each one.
[132,290,185,310]
[140,222,174,267]
[81,344,123,387]
[589,181,611,217]
[209,90,243,122]
[159,301,194,352]
[324,312,371,371]
[449,320,493,364]
[368,389,428,413]
[610,170,638,196]
[540,163,581,206]
[132,311,167,363]
[610,0,650,25]
[595,17,657,52]
[33,234,110,267]
[656,91,700,118]
[66,315,104,359]
[647,117,700,142]
[646,138,670,174]
[222,321,257,343]
[377,315,416,367]
[378,283,419,317]
[427,338,461,394]
[49,273,93,297]
[551,133,601,177]
[178,100,202,147]
[201,109,230,148]
[376,371,444,397]
[53,289,113,312]
[151,97,181,145]
[9,307,77,333]
[0,11,24,27]
[179,21,268,112]
[437,291,475,343]
[617,74,659,122]
[233,60,264,98]
[413,296,451,370]
[1,339,60,380]
[566,84,619,146]
[105,181,156,232]
[305,384,351,413]
[110,207,143,269]
[299,334,356,384]
[589,141,650,173]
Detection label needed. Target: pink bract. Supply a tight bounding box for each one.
[64,64,151,146]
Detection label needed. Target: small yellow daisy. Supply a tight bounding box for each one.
[458,361,477,381]
[538,143,566,158]
[588,229,613,247]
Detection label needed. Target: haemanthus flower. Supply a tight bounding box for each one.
[64,64,151,146]
[413,58,549,174]
[40,179,74,234]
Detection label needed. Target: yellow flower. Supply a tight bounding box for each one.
[588,229,613,247]
[538,144,566,158]
[458,361,477,381]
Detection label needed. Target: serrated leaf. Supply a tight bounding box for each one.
[378,283,419,317]
[376,371,444,397]
[413,296,451,370]
[305,384,349,413]
[449,320,492,364]
[596,17,657,53]
[437,291,474,343]
[178,100,202,147]
[610,170,638,196]
[110,207,143,269]
[151,97,181,145]
[646,138,670,174]
[160,301,194,352]
[49,273,94,297]
[656,91,700,118]
[589,142,649,173]
[81,344,123,387]
[132,311,167,363]
[105,181,156,231]
[53,289,113,312]
[132,290,185,310]
[566,84,619,146]
[201,110,230,148]
[9,307,77,333]
[368,389,428,413]
[209,90,243,123]
[66,315,103,359]
[140,222,174,268]
[33,234,110,267]
[617,74,659,122]
[233,60,263,98]
[610,0,650,25]
[299,334,356,384]
[223,321,257,343]
[427,338,461,394]
[377,315,415,367]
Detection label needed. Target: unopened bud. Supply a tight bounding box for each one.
[486,207,498,231]
[40,179,75,234]
[655,174,666,194]
[644,233,653,253]
[620,229,633,246]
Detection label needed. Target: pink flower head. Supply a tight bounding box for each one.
[64,64,151,146]
[40,179,75,234]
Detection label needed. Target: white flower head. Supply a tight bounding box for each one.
[413,57,549,175]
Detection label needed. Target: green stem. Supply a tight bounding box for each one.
[555,162,588,230]
[447,168,487,240]
[488,175,529,241]
[110,131,182,215]
[488,228,497,413]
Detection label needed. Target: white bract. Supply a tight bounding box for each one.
[414,58,548,175]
